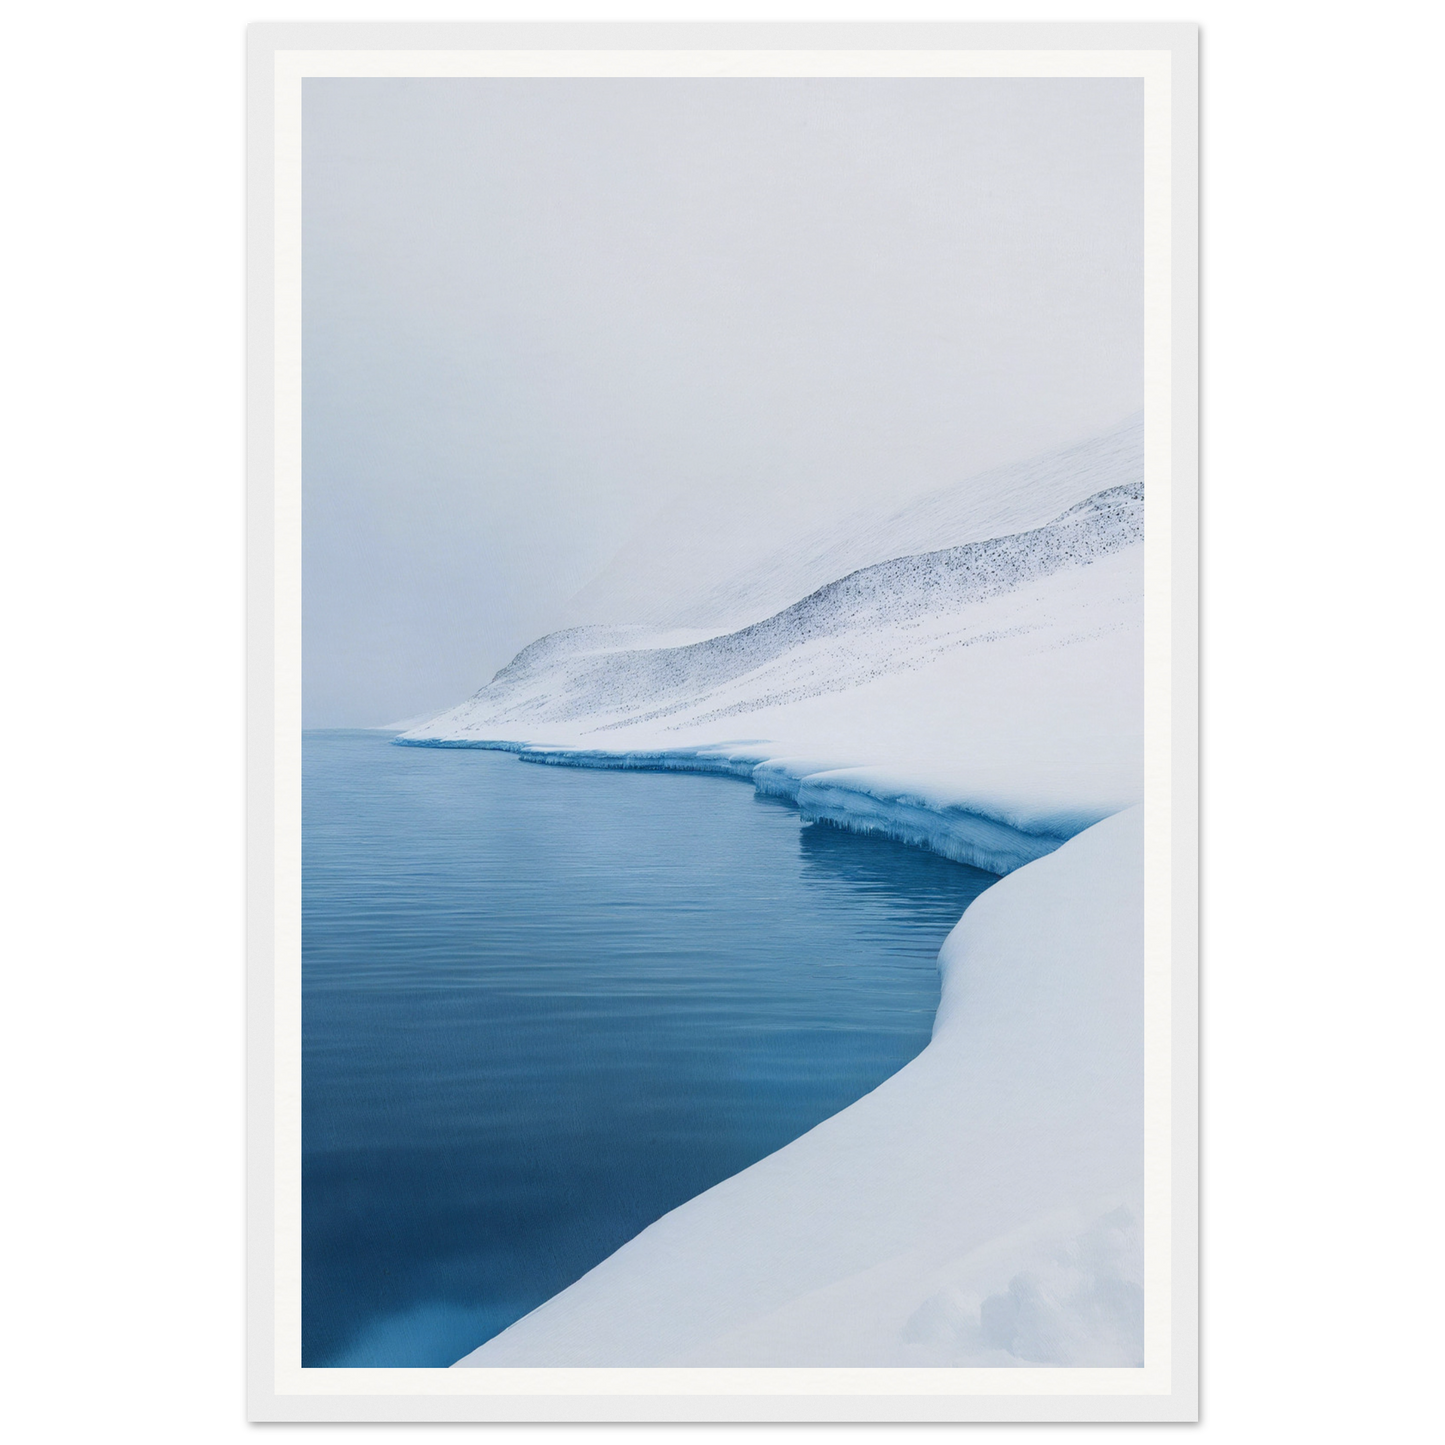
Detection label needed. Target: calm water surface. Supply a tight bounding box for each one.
[303,729,996,1366]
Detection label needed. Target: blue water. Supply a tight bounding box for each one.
[303,729,997,1367]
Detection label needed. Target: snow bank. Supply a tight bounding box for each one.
[398,429,1145,1365]
[794,769,1091,877]
[750,755,857,803]
[455,807,1143,1367]
[449,744,1108,877]
[398,498,1144,882]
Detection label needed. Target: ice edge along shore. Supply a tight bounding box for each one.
[392,737,1102,878]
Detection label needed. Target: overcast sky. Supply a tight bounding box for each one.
[303,78,1142,727]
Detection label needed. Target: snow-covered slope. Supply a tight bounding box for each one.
[408,479,1140,739]
[403,419,1147,1367]
[456,807,1143,1367]
[562,413,1141,632]
[400,477,1144,863]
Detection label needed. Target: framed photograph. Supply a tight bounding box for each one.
[248,21,1198,1423]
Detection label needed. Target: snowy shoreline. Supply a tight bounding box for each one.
[394,736,1104,877]
[388,423,1146,1364]
[394,735,1142,1365]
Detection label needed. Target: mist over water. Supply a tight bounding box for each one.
[303,730,996,1367]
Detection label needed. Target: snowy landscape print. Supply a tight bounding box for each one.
[302,77,1146,1370]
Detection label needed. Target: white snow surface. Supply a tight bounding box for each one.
[455,807,1144,1367]
[561,413,1141,633]
[400,479,1144,870]
[407,428,1146,1365]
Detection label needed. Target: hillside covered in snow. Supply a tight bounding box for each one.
[398,418,1148,1366]
[408,477,1140,744]
[560,412,1142,633]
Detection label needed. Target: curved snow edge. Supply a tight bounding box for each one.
[393,737,1123,876]
[454,807,1145,1366]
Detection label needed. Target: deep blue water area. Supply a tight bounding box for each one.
[302,729,997,1367]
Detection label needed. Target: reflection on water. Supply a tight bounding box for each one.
[303,731,996,1367]
[799,809,988,906]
